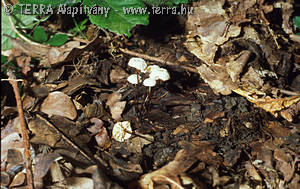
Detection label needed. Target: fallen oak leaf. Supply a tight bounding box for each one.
[233,88,300,118]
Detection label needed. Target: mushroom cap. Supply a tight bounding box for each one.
[128,58,147,71]
[143,78,156,87]
[112,121,132,142]
[145,65,160,73]
[149,68,170,81]
[127,74,141,84]
[158,68,170,81]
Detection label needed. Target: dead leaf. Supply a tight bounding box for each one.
[226,50,251,82]
[274,148,294,182]
[9,37,49,58]
[16,56,31,75]
[9,171,25,187]
[127,133,153,153]
[33,153,61,188]
[185,0,241,64]
[54,177,94,189]
[106,92,126,121]
[28,117,61,147]
[41,91,77,120]
[6,148,24,164]
[110,66,129,84]
[280,101,300,122]
[48,37,105,66]
[139,141,218,189]
[1,132,24,170]
[233,88,300,118]
[88,118,111,148]
[61,75,99,95]
[197,64,237,95]
[245,161,262,182]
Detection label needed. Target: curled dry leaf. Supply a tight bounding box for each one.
[88,118,110,148]
[9,172,25,187]
[106,92,126,121]
[41,91,77,120]
[233,88,300,119]
[112,121,132,142]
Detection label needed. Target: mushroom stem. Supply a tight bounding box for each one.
[145,86,152,102]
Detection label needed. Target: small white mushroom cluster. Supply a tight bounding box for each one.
[127,57,170,88]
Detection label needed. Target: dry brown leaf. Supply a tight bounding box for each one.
[28,117,61,147]
[8,36,105,67]
[9,37,49,58]
[106,92,126,121]
[233,88,300,118]
[41,91,77,120]
[245,161,262,182]
[127,133,154,153]
[139,141,215,189]
[185,0,241,64]
[280,101,300,122]
[1,133,24,170]
[48,37,105,66]
[197,64,237,95]
[54,177,94,189]
[274,148,294,182]
[88,118,104,134]
[92,166,123,189]
[110,66,129,84]
[16,56,31,75]
[88,118,111,148]
[9,172,25,187]
[225,50,251,82]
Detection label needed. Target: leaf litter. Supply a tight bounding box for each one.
[1,0,300,188]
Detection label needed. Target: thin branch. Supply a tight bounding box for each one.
[6,70,34,189]
[1,78,24,82]
[119,48,198,73]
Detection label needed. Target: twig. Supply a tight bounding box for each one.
[6,71,34,189]
[119,48,198,73]
[1,78,24,82]
[275,88,300,96]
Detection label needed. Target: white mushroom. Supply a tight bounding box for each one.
[157,68,170,81]
[112,121,132,142]
[149,67,170,81]
[145,65,160,73]
[143,78,156,101]
[128,57,147,72]
[143,78,156,87]
[127,74,141,84]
